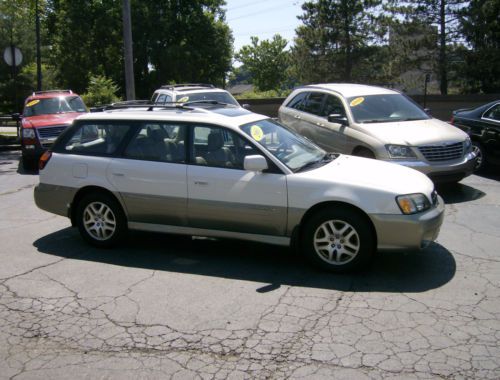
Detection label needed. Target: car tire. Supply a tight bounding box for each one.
[76,192,127,248]
[302,207,374,273]
[22,156,36,171]
[472,141,486,172]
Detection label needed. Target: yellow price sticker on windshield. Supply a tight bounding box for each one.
[26,99,40,107]
[177,96,189,103]
[350,97,364,107]
[250,125,264,141]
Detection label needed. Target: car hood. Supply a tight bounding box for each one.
[298,154,434,195]
[357,118,468,146]
[22,112,84,128]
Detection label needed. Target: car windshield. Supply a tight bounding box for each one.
[348,94,430,123]
[240,118,330,172]
[24,96,87,116]
[176,91,239,106]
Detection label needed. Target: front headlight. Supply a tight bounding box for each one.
[22,128,35,139]
[396,193,431,215]
[464,137,472,153]
[386,144,416,159]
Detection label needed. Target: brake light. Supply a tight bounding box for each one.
[450,116,454,124]
[39,151,52,170]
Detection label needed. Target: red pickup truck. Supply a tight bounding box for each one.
[15,90,87,170]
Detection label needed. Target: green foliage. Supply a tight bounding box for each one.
[235,35,290,92]
[48,1,123,95]
[235,89,292,99]
[0,0,39,111]
[459,0,500,93]
[292,0,384,83]
[385,0,468,94]
[18,63,59,91]
[81,75,120,107]
[132,0,233,98]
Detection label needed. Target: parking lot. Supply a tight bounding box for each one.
[0,150,499,379]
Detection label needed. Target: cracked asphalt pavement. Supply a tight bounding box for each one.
[0,151,499,379]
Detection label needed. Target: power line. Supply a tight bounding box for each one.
[228,3,294,22]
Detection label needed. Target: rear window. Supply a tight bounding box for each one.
[175,91,239,106]
[63,122,132,155]
[24,96,87,116]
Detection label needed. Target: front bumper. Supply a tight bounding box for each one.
[385,152,477,183]
[371,195,445,250]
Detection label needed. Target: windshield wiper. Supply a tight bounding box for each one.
[294,153,338,172]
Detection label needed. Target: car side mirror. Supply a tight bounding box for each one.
[11,113,21,121]
[242,104,251,110]
[424,108,432,115]
[327,114,348,126]
[244,155,268,172]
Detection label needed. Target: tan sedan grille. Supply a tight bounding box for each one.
[418,142,464,162]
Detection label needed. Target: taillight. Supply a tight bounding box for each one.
[450,116,454,124]
[39,151,52,170]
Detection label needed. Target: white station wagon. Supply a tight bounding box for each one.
[34,103,444,272]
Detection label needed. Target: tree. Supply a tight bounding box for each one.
[132,0,233,98]
[0,0,40,111]
[386,0,468,94]
[81,75,120,107]
[386,20,438,93]
[47,0,123,95]
[47,0,233,99]
[235,35,290,91]
[292,0,383,84]
[459,0,500,93]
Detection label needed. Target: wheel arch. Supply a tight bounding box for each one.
[70,186,126,226]
[296,201,377,250]
[352,145,376,158]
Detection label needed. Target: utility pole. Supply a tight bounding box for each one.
[35,0,42,91]
[122,0,135,100]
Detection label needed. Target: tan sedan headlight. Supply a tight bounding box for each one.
[396,193,431,214]
[386,144,416,159]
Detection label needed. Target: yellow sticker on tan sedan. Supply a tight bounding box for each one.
[350,97,364,107]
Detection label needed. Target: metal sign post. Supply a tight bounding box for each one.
[3,46,23,113]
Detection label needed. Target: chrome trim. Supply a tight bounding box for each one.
[129,222,291,246]
[417,141,464,162]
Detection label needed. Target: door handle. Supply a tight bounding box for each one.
[294,115,301,119]
[194,181,209,186]
[316,122,325,127]
[112,172,125,177]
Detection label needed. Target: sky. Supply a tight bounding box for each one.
[224,0,304,53]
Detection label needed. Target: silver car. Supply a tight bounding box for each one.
[34,103,444,273]
[279,84,477,183]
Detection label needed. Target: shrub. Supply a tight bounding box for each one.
[82,75,120,106]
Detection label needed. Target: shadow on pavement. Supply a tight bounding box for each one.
[475,167,500,181]
[437,182,485,204]
[34,228,456,293]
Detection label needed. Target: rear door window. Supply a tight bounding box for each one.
[124,123,186,163]
[302,92,326,116]
[286,92,308,111]
[63,122,132,155]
